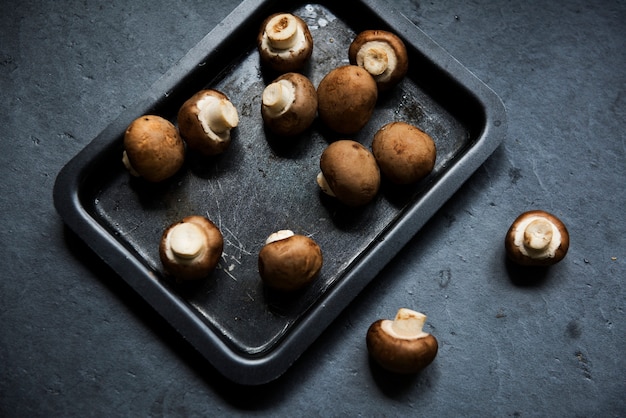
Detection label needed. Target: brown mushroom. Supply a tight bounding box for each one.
[317,140,380,206]
[257,13,313,73]
[316,65,378,135]
[372,121,436,184]
[177,89,239,156]
[349,30,408,92]
[258,230,323,291]
[505,210,570,266]
[261,72,318,136]
[366,308,438,374]
[159,215,224,281]
[122,115,185,182]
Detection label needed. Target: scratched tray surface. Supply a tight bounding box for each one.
[55,0,505,384]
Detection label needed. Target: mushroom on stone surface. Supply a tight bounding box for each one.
[258,230,323,292]
[505,210,570,266]
[159,215,224,281]
[261,72,318,136]
[317,139,380,206]
[122,115,185,182]
[177,89,239,156]
[316,65,378,135]
[257,12,313,73]
[372,121,436,184]
[348,29,408,92]
[366,308,438,374]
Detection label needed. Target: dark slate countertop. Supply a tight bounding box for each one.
[1,0,624,416]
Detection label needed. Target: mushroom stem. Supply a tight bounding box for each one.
[197,96,239,135]
[356,41,397,79]
[121,151,140,177]
[316,172,336,197]
[265,229,295,244]
[384,308,429,340]
[523,218,553,251]
[169,222,205,259]
[262,80,295,117]
[266,13,299,50]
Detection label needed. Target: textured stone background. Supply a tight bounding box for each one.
[1,0,624,416]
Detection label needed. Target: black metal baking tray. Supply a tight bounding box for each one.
[53,0,506,385]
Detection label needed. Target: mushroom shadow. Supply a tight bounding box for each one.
[505,258,552,287]
[367,356,438,398]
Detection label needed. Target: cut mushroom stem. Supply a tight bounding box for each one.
[358,42,393,77]
[266,13,299,50]
[386,308,429,340]
[169,222,205,259]
[197,95,239,135]
[265,229,295,244]
[315,172,335,197]
[262,80,296,117]
[523,218,553,252]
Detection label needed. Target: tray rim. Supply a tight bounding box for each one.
[53,0,506,385]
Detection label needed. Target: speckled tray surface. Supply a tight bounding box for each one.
[53,0,506,385]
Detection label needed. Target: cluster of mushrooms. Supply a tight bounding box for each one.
[120,11,570,376]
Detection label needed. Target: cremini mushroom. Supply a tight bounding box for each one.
[177,89,239,156]
[316,65,378,135]
[505,210,570,266]
[261,72,318,136]
[317,140,380,206]
[122,115,185,182]
[258,230,323,291]
[372,121,436,184]
[348,30,408,92]
[159,215,224,281]
[366,308,438,374]
[257,12,313,73]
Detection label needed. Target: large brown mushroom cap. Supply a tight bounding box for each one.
[258,230,323,291]
[366,309,438,374]
[316,65,378,135]
[122,115,185,182]
[177,89,239,156]
[261,72,318,136]
[317,140,380,206]
[257,13,313,73]
[159,215,224,281]
[372,121,436,184]
[348,30,408,92]
[505,210,570,266]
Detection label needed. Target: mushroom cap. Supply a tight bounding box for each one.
[123,115,185,182]
[261,72,318,136]
[159,215,224,281]
[258,233,323,291]
[348,30,408,92]
[257,13,313,73]
[319,140,380,206]
[177,89,238,156]
[366,319,439,374]
[316,65,378,135]
[505,210,570,266]
[372,121,436,184]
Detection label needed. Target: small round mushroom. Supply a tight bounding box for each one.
[372,121,436,184]
[317,140,380,206]
[505,210,570,266]
[366,308,438,374]
[258,230,323,291]
[316,65,378,135]
[122,115,185,182]
[177,89,239,156]
[261,72,318,136]
[257,13,313,73]
[159,215,224,281]
[348,30,408,92]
